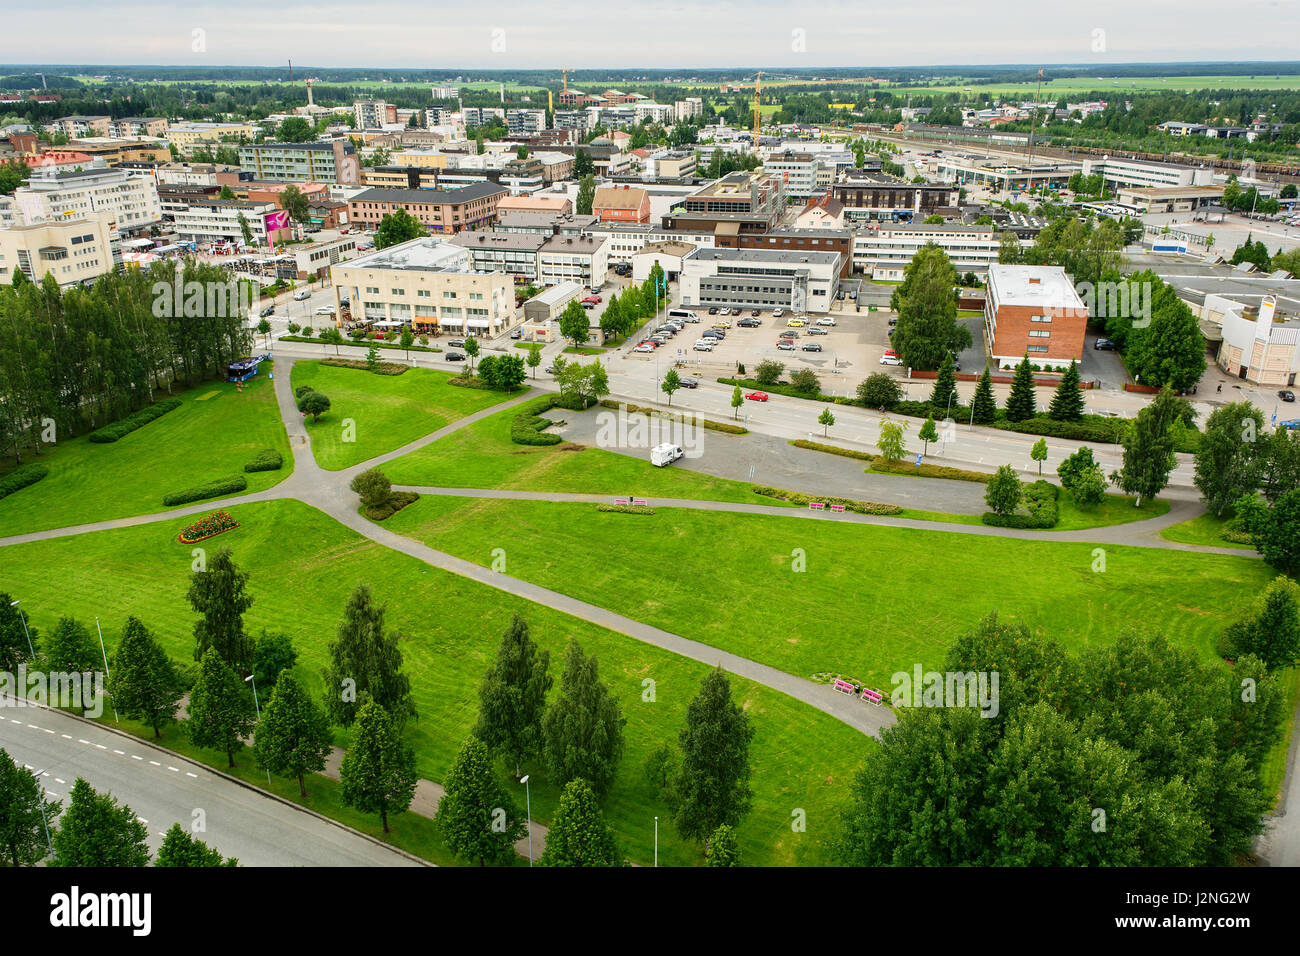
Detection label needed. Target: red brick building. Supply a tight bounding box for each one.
[984,265,1089,371]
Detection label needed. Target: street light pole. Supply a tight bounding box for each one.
[32,768,53,859]
[654,815,658,868]
[520,775,533,866]
[10,600,33,659]
[95,617,118,723]
[244,674,271,786]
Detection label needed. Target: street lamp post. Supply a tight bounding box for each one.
[32,768,54,859]
[243,674,271,786]
[95,617,118,723]
[654,815,658,868]
[520,774,533,867]
[10,600,33,659]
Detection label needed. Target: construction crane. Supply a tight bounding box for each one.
[561,68,575,95]
[753,71,762,139]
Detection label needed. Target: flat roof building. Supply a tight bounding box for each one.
[347,182,507,234]
[984,264,1089,370]
[679,246,842,313]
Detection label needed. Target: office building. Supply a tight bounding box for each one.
[984,264,1089,370]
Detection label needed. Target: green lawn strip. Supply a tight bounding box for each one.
[384,496,1272,693]
[563,346,606,355]
[1260,666,1300,806]
[896,508,984,526]
[0,370,291,537]
[280,335,443,353]
[0,498,865,867]
[1052,494,1171,531]
[1159,511,1257,550]
[290,361,511,471]
[82,711,466,866]
[382,402,783,505]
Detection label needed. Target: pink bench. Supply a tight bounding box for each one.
[809,501,826,511]
[833,679,855,695]
[632,497,648,507]
[861,688,883,705]
[830,503,846,513]
[613,497,630,506]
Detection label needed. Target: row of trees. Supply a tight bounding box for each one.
[0,262,254,461]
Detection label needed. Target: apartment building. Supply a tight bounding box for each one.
[170,199,291,247]
[554,110,595,133]
[1209,295,1300,387]
[111,117,169,138]
[331,237,515,336]
[538,234,610,287]
[592,185,651,224]
[11,166,161,234]
[0,213,121,288]
[853,223,1004,280]
[984,264,1089,370]
[166,122,259,156]
[716,228,853,280]
[496,211,595,236]
[497,195,573,216]
[506,109,547,136]
[238,140,360,185]
[463,107,505,129]
[354,99,396,129]
[831,174,958,223]
[679,247,842,312]
[662,170,786,235]
[49,115,110,139]
[654,151,697,181]
[363,165,443,190]
[585,222,718,264]
[673,98,704,122]
[346,182,507,233]
[763,151,820,201]
[450,230,546,281]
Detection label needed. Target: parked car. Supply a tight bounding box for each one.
[808,327,828,335]
[802,343,823,352]
[544,364,557,374]
[651,443,684,467]
[745,391,769,402]
[445,351,466,362]
[510,329,523,340]
[718,307,731,316]
[582,295,602,305]
[880,355,903,366]
[293,290,311,301]
[1282,419,1300,430]
[816,317,836,326]
[773,309,785,318]
[776,340,795,351]
[738,318,761,327]
[259,305,275,317]
[1094,338,1117,351]
[750,309,761,317]
[448,338,466,348]
[679,376,700,388]
[708,307,720,315]
[634,344,655,353]
[315,306,334,316]
[786,318,806,328]
[693,341,714,352]
[1280,390,1296,403]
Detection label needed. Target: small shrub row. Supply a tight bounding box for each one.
[599,399,748,435]
[511,396,563,446]
[790,439,873,462]
[162,475,248,507]
[363,491,419,521]
[1220,528,1255,545]
[0,463,49,500]
[280,335,442,354]
[596,504,657,515]
[319,358,409,375]
[982,480,1059,529]
[718,377,841,404]
[243,449,283,473]
[751,485,903,516]
[448,374,494,390]
[88,398,182,443]
[870,456,992,483]
[178,510,240,543]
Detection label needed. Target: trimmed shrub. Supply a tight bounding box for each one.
[870,456,991,483]
[243,449,283,473]
[363,490,419,521]
[790,439,873,462]
[162,475,248,507]
[0,463,49,500]
[596,504,657,515]
[598,399,748,435]
[319,358,408,375]
[751,485,903,516]
[982,480,1059,528]
[511,396,563,446]
[88,398,182,443]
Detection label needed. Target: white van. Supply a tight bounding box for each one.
[651,444,684,467]
[669,309,700,323]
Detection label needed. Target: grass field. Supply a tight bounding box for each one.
[1160,511,1256,550]
[290,361,513,471]
[0,370,291,537]
[383,402,783,504]
[385,496,1272,689]
[0,498,866,867]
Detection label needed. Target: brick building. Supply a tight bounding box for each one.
[984,265,1088,371]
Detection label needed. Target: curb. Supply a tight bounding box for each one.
[3,693,433,868]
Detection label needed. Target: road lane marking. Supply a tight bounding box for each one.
[186,772,197,778]
[78,739,89,744]
[113,749,124,755]
[131,755,142,760]
[61,734,71,739]
[167,766,179,772]
[149,760,160,766]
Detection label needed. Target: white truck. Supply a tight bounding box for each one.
[650,443,684,467]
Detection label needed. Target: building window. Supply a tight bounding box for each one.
[1028,329,1050,338]
[1027,345,1048,353]
[1030,314,1052,323]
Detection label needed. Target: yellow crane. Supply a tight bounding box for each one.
[753,71,762,139]
[561,68,575,95]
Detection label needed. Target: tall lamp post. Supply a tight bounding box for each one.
[94,617,118,723]
[654,815,659,868]
[10,600,33,659]
[243,674,271,786]
[520,774,533,867]
[32,768,54,859]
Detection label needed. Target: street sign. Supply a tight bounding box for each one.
[915,453,923,467]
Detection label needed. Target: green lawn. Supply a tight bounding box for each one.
[290,361,514,471]
[0,370,291,537]
[383,402,783,505]
[1160,510,1256,550]
[1054,493,1171,531]
[385,496,1272,690]
[0,498,866,867]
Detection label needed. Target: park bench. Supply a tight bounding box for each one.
[809,501,826,511]
[861,688,883,705]
[829,503,846,513]
[613,497,630,506]
[833,679,855,695]
[632,497,648,507]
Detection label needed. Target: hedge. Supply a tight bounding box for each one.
[982,480,1059,529]
[751,485,903,516]
[599,399,748,435]
[596,504,657,515]
[88,398,182,443]
[718,377,849,405]
[869,456,992,483]
[0,463,49,500]
[279,335,443,354]
[363,491,419,521]
[511,396,563,446]
[319,358,409,375]
[163,475,248,507]
[243,449,283,473]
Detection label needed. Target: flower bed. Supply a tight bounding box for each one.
[178,510,240,543]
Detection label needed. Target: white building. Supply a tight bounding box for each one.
[170,199,286,246]
[539,234,610,287]
[0,213,121,288]
[853,223,1007,280]
[1211,294,1300,387]
[1080,156,1216,191]
[10,166,161,235]
[506,109,547,136]
[679,247,842,313]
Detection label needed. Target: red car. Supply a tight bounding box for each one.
[745,391,769,402]
[582,296,601,306]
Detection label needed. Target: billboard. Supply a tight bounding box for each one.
[264,209,290,232]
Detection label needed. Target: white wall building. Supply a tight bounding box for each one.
[11,166,161,234]
[679,247,841,312]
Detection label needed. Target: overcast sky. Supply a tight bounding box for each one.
[3,0,1298,69]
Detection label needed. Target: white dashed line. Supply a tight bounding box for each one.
[9,719,20,724]
[78,739,89,745]
[42,728,53,734]
[136,817,148,825]
[185,772,197,778]
[26,723,38,729]
[46,791,59,798]
[148,760,160,766]
[95,744,107,750]
[54,778,64,784]
[131,755,142,761]
[61,734,72,739]
[113,749,124,755]
[167,766,179,773]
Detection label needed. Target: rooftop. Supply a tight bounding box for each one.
[988,265,1086,308]
[338,237,471,272]
[691,247,841,266]
[349,182,507,204]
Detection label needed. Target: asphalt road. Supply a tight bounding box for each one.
[0,699,423,867]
